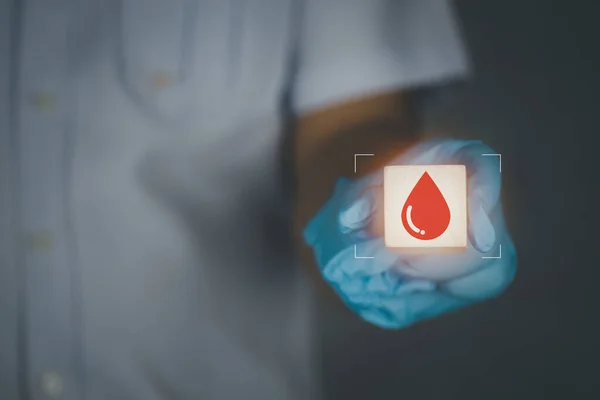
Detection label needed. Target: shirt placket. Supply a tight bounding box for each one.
[18,1,80,399]
[0,0,19,398]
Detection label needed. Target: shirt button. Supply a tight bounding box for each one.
[151,72,172,89]
[25,231,54,251]
[29,91,57,112]
[41,371,64,398]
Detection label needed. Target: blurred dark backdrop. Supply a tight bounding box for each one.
[319,1,600,398]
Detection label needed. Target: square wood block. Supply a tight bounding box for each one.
[384,165,467,251]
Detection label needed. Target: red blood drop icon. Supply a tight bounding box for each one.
[401,172,451,240]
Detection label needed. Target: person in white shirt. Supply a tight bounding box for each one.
[0,1,516,399]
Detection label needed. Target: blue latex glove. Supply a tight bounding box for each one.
[303,138,517,329]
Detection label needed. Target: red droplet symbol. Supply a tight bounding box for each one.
[401,172,451,240]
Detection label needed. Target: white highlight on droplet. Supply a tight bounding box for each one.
[405,205,425,235]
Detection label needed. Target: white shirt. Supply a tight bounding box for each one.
[0,0,469,399]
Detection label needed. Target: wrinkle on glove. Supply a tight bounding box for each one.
[324,238,469,329]
[303,139,517,329]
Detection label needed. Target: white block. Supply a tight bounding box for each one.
[384,165,467,251]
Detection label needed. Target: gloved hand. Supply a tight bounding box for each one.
[303,138,517,329]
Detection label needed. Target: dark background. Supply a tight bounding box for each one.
[319,1,600,398]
